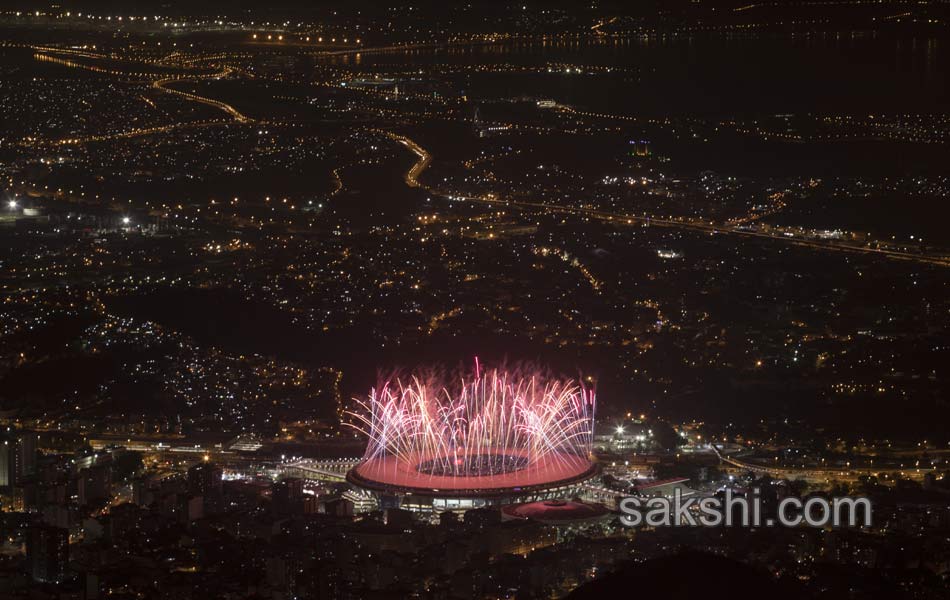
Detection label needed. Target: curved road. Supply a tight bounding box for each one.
[391,131,950,268]
[712,445,935,483]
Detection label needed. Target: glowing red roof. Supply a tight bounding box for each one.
[501,500,610,523]
[349,448,597,497]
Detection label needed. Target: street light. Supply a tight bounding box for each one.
[121,216,131,225]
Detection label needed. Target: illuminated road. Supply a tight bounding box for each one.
[311,34,591,59]
[390,132,950,267]
[152,67,252,123]
[26,47,253,147]
[50,119,232,147]
[390,133,431,188]
[712,446,936,483]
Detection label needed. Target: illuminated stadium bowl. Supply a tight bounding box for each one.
[346,362,599,511]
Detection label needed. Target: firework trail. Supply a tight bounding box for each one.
[346,362,595,484]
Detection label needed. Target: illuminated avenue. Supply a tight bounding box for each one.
[395,131,950,267]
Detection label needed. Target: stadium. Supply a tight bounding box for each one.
[346,363,599,511]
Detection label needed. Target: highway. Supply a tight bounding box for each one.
[390,131,950,268]
[152,67,252,123]
[29,45,253,138]
[712,445,936,483]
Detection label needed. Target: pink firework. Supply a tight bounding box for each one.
[346,363,596,492]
